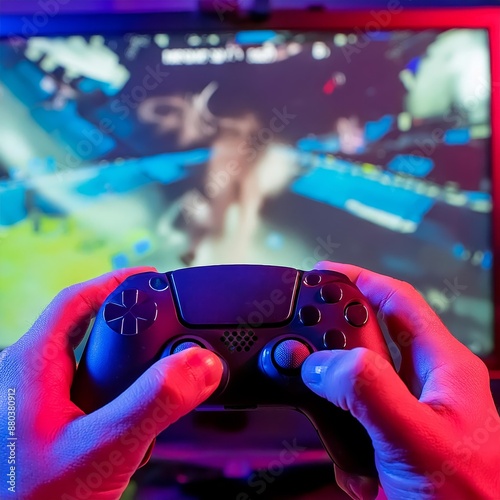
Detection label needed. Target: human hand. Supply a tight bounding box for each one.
[302,262,500,499]
[0,268,223,500]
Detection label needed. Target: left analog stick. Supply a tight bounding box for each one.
[165,340,229,396]
[172,341,204,354]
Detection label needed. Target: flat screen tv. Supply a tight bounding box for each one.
[1,4,499,478]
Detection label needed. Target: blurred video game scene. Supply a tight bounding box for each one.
[0,28,493,355]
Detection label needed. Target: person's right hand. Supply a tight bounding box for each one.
[302,262,500,500]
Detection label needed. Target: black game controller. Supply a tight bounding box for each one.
[72,265,391,476]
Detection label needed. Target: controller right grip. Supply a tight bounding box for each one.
[303,399,377,477]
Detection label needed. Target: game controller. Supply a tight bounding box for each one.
[72,265,392,477]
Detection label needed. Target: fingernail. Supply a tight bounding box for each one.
[301,359,328,387]
[201,352,224,387]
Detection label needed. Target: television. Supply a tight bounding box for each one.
[1,3,499,489]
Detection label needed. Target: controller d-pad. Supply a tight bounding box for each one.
[273,339,312,371]
[104,289,158,335]
[345,303,368,327]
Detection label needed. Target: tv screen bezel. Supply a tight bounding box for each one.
[1,7,499,370]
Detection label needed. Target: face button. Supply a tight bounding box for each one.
[344,303,369,327]
[104,289,158,335]
[299,305,321,326]
[320,283,343,304]
[273,339,312,371]
[304,272,322,286]
[323,329,347,350]
[149,275,169,291]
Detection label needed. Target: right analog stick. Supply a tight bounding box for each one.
[273,339,312,371]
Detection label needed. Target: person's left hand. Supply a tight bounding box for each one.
[0,268,223,500]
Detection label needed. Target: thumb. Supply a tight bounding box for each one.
[301,348,433,448]
[77,348,223,462]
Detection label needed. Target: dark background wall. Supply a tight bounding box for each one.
[1,0,499,14]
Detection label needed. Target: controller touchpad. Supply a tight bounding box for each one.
[170,266,300,326]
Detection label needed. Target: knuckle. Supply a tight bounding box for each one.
[150,364,188,409]
[163,378,188,410]
[389,280,418,303]
[346,348,378,381]
[58,282,82,299]
[468,352,490,382]
[399,280,419,296]
[153,356,207,413]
